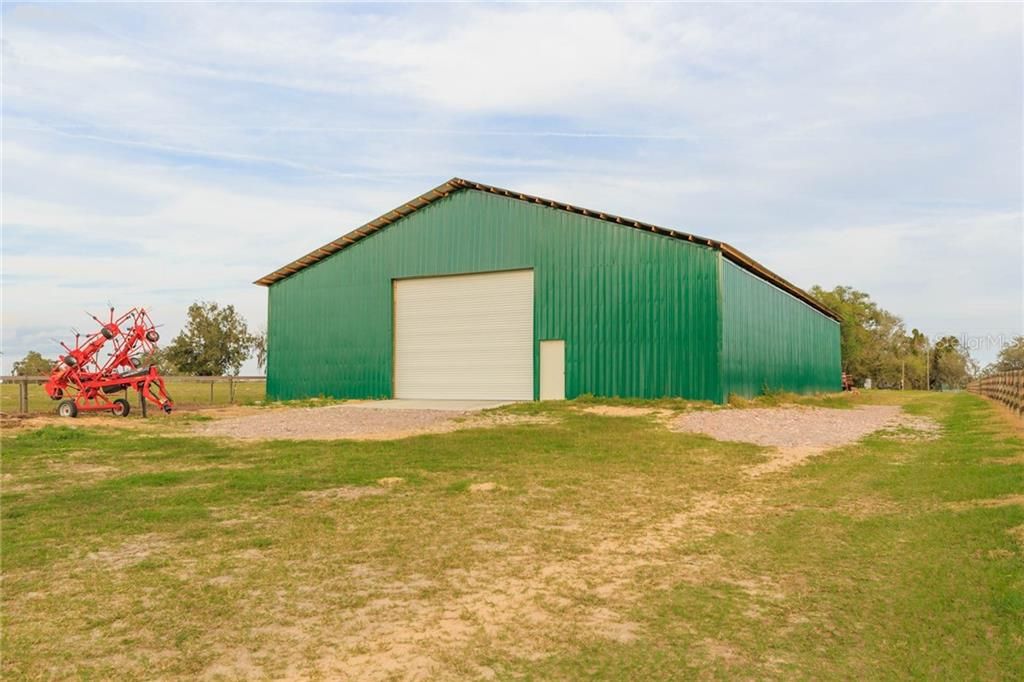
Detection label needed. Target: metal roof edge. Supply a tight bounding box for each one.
[254,177,839,322]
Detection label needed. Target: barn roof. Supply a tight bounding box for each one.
[255,177,839,321]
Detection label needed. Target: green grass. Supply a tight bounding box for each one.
[1,392,1021,679]
[1,378,266,413]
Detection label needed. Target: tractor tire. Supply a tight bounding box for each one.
[57,400,78,418]
[112,399,131,417]
[146,330,160,343]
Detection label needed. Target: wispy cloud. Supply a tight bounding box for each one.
[2,2,1021,371]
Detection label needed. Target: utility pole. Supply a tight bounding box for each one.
[926,346,930,391]
[901,358,905,390]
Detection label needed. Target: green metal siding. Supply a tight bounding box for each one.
[267,190,723,401]
[720,260,841,399]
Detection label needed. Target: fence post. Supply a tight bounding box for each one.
[1018,370,1023,416]
[209,380,215,404]
[18,379,28,414]
[229,378,235,404]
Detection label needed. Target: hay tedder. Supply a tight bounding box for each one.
[44,307,173,418]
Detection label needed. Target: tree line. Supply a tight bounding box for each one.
[808,285,1021,389]
[10,293,1023,386]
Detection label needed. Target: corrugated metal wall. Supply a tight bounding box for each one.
[720,260,841,398]
[267,189,723,401]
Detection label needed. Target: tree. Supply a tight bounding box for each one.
[808,285,908,387]
[807,285,980,390]
[930,336,972,389]
[808,285,878,377]
[164,302,257,376]
[12,350,55,376]
[253,331,267,372]
[994,336,1024,371]
[900,328,931,390]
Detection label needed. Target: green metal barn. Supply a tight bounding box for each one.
[257,178,841,403]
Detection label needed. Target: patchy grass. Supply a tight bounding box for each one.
[728,390,857,409]
[571,393,713,411]
[1,392,1021,679]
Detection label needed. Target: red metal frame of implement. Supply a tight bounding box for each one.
[44,307,174,417]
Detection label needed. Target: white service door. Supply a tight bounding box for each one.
[539,340,566,400]
[393,270,534,400]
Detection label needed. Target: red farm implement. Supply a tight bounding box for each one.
[44,307,174,418]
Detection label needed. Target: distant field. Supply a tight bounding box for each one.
[1,391,1021,679]
[0,378,266,414]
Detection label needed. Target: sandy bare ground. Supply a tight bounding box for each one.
[190,403,941,677]
[4,399,972,679]
[671,405,941,475]
[578,405,677,422]
[192,485,772,681]
[194,405,551,441]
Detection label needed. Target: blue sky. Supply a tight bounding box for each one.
[2,2,1021,373]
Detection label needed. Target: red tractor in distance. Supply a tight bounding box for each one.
[44,307,174,418]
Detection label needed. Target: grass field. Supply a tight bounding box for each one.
[1,391,1021,679]
[0,378,266,414]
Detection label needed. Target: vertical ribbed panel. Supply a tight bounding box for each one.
[266,190,723,401]
[720,260,841,399]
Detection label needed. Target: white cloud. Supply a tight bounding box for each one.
[1,2,1021,372]
[751,212,1023,350]
[0,143,401,373]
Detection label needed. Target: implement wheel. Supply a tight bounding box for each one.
[57,400,78,418]
[112,398,131,417]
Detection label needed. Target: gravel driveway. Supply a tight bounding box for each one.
[194,404,545,441]
[196,405,470,441]
[670,405,936,449]
[570,403,932,455]
[670,405,940,475]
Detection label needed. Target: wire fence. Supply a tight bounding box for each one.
[966,370,1023,417]
[0,375,266,415]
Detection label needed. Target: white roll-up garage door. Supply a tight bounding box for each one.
[394,269,534,400]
